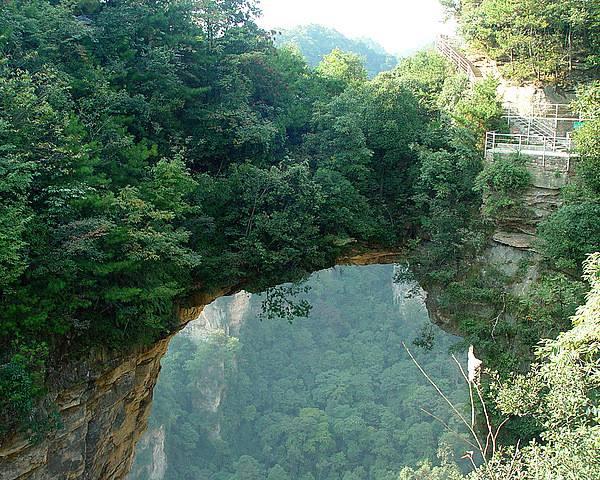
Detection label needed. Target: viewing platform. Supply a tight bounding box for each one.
[489,101,585,173]
[484,132,575,173]
[503,101,585,138]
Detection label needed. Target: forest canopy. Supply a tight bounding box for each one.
[0,0,493,437]
[0,1,598,479]
[129,266,471,480]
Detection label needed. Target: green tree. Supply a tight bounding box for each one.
[233,455,265,480]
[476,253,600,480]
[451,0,600,82]
[538,203,600,273]
[392,50,451,115]
[474,155,531,219]
[267,464,291,480]
[316,49,368,86]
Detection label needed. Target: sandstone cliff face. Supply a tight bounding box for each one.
[0,289,223,480]
[0,338,169,480]
[491,165,569,251]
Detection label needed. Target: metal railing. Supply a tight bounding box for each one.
[504,101,582,121]
[436,35,481,83]
[504,102,587,131]
[436,35,580,174]
[503,101,585,138]
[485,132,574,172]
[504,107,556,138]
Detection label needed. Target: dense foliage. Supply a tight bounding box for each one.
[130,266,471,480]
[2,1,597,478]
[0,0,485,437]
[539,81,600,274]
[484,253,600,480]
[411,74,502,282]
[474,155,531,220]
[400,253,600,480]
[274,25,398,78]
[442,0,600,82]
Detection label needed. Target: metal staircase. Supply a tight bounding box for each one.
[505,106,554,138]
[436,35,583,172]
[486,103,576,172]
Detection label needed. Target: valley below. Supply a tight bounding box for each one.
[128,264,471,480]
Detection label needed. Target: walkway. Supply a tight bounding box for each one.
[435,35,482,83]
[435,35,581,171]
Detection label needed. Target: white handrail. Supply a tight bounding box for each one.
[485,132,574,172]
[503,101,583,121]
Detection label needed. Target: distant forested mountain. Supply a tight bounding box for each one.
[274,24,397,77]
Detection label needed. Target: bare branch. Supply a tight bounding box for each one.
[420,407,480,451]
[403,342,486,456]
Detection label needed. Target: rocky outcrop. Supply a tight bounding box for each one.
[0,338,170,480]
[185,291,251,342]
[491,165,568,251]
[492,232,536,250]
[0,289,222,480]
[338,250,402,265]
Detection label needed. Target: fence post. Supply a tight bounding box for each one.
[542,138,546,169]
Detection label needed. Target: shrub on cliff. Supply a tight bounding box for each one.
[474,155,531,220]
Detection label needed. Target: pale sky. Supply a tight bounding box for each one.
[257,0,456,56]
